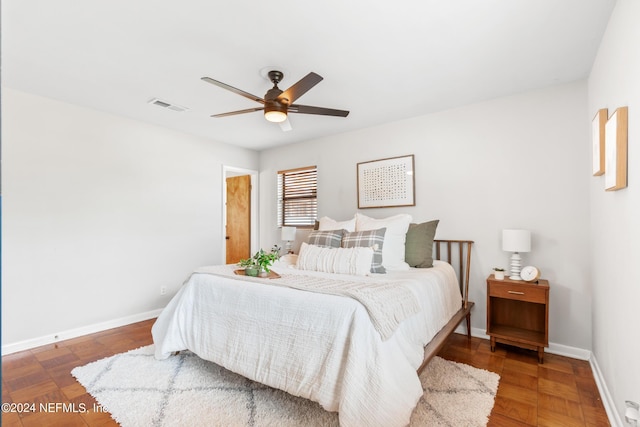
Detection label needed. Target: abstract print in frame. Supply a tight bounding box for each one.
[357,154,415,209]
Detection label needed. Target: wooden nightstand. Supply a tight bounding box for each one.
[486,274,549,363]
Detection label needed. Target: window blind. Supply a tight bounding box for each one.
[277,166,317,227]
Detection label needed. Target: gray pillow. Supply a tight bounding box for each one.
[405,220,439,268]
[306,229,345,248]
[341,228,387,273]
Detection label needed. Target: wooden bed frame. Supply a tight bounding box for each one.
[417,239,474,373]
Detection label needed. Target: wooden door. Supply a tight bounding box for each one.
[226,175,251,264]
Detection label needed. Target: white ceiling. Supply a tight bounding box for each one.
[2,0,615,151]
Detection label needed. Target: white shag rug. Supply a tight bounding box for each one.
[72,345,499,427]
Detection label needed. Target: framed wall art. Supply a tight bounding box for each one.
[592,108,607,176]
[357,154,415,209]
[604,106,628,191]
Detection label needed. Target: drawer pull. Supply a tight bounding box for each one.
[508,291,525,295]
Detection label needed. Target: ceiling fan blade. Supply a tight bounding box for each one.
[212,107,264,118]
[201,77,265,104]
[289,104,349,117]
[279,118,292,132]
[277,72,323,104]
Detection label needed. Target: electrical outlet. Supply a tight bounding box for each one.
[626,401,639,425]
[160,286,167,296]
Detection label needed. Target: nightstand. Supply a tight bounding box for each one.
[486,274,549,363]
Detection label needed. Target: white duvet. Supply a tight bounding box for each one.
[152,260,462,427]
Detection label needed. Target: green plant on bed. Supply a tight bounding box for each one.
[238,245,281,276]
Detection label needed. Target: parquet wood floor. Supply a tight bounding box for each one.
[2,319,610,426]
[439,333,610,426]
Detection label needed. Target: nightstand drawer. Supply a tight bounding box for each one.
[489,282,547,303]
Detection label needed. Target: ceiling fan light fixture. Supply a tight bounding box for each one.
[264,110,287,123]
[202,70,349,128]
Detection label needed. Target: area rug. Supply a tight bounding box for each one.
[72,345,499,426]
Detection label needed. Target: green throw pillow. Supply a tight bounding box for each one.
[405,220,439,268]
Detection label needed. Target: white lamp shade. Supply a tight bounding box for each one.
[502,229,531,252]
[265,110,287,123]
[281,226,297,241]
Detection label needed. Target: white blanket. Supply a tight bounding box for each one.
[152,260,462,427]
[193,264,421,341]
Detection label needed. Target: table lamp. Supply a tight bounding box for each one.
[502,229,531,280]
[281,226,296,254]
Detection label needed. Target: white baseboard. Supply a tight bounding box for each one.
[456,325,592,361]
[5,316,591,359]
[590,354,623,427]
[2,311,620,426]
[546,341,591,360]
[1,309,162,355]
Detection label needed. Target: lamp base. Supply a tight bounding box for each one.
[509,252,523,281]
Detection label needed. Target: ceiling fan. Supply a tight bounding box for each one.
[201,71,349,130]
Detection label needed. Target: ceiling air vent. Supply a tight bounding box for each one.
[148,98,189,112]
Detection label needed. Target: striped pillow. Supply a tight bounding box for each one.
[341,228,386,273]
[296,243,374,276]
[306,229,346,248]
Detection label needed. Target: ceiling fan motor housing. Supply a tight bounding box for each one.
[264,82,288,122]
[265,86,285,102]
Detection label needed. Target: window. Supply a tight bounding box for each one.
[277,166,317,227]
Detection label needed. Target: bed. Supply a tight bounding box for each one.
[152,215,473,427]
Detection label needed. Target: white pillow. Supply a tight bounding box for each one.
[296,242,373,276]
[355,213,412,271]
[318,215,356,232]
[277,254,298,266]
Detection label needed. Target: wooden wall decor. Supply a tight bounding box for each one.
[604,106,628,191]
[592,109,607,176]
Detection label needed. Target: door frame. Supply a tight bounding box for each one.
[221,165,259,265]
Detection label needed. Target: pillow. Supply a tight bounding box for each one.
[318,215,356,232]
[306,229,345,248]
[405,220,439,268]
[296,242,374,276]
[341,228,386,273]
[355,213,412,271]
[277,253,298,267]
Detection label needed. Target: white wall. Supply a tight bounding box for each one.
[588,0,640,423]
[260,81,591,352]
[1,88,259,346]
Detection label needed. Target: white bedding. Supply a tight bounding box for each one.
[151,260,462,427]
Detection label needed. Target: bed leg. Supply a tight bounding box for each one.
[465,312,472,339]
